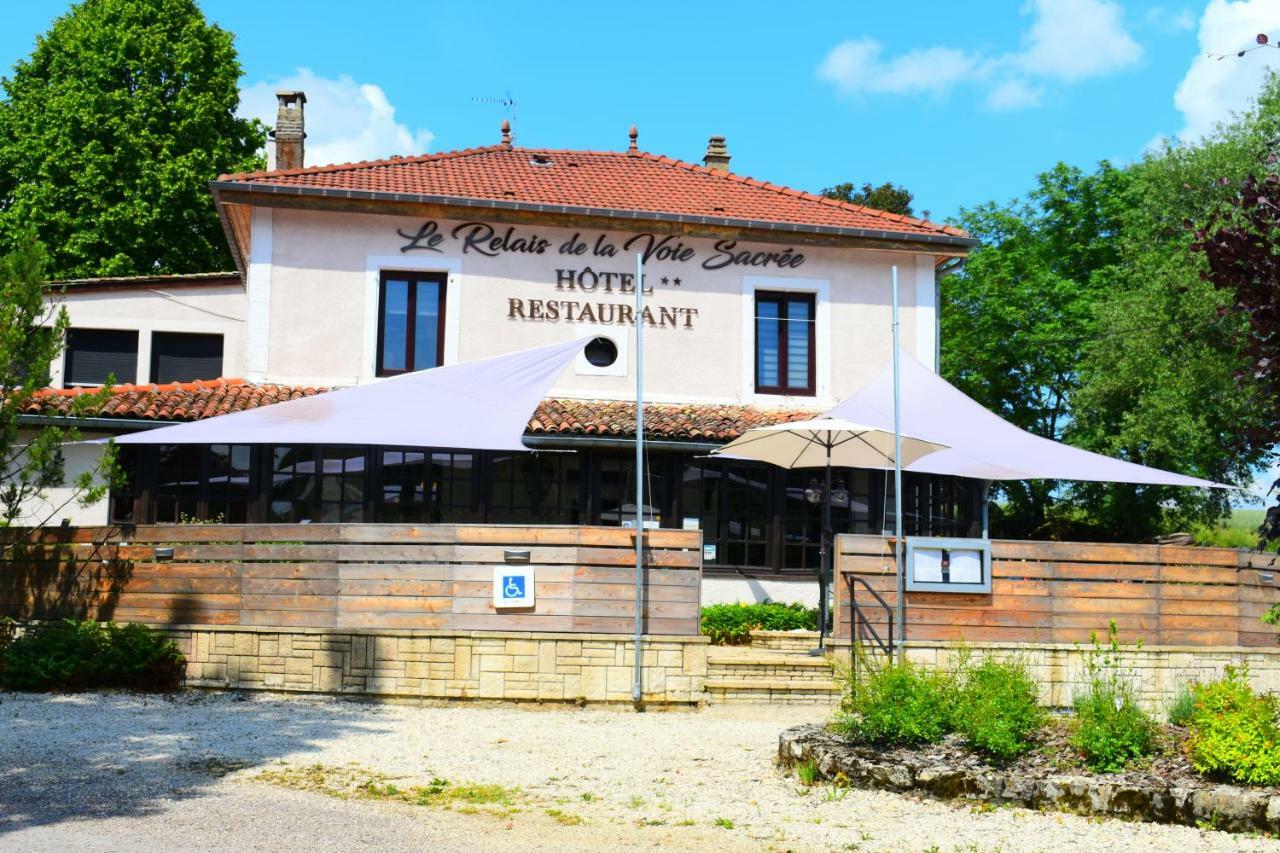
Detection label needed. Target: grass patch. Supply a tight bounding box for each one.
[1191,509,1278,550]
[713,816,735,829]
[254,763,521,816]
[546,808,584,826]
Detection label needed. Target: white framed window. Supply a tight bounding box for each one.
[740,275,830,404]
[364,253,461,384]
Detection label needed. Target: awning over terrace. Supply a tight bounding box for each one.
[112,337,591,451]
[825,352,1229,488]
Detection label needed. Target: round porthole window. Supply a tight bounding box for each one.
[584,336,619,368]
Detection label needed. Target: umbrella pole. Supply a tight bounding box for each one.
[633,252,645,709]
[892,265,905,662]
[820,443,832,652]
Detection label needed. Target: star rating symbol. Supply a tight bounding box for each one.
[660,276,669,285]
[672,277,682,286]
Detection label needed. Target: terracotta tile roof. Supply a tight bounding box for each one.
[24,380,817,442]
[528,398,815,441]
[25,379,324,422]
[217,145,971,242]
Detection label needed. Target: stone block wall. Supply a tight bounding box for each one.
[163,626,708,706]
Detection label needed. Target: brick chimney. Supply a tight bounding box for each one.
[703,135,730,172]
[271,90,307,170]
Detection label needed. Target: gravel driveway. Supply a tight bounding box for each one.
[0,691,1275,852]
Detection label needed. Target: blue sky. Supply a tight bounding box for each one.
[4,1,1280,222]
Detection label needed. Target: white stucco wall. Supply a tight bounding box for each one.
[701,576,820,608]
[50,283,247,387]
[7,429,113,526]
[260,207,936,404]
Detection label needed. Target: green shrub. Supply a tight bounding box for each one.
[953,657,1044,760]
[834,659,954,746]
[1069,624,1156,772]
[1187,665,1280,785]
[1,619,186,692]
[699,602,817,645]
[1167,682,1197,727]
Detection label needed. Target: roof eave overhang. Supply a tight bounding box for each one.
[210,182,248,282]
[17,413,179,433]
[210,180,980,253]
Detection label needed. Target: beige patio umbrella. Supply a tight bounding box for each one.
[711,417,948,651]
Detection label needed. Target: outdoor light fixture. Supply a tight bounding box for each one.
[804,478,822,506]
[504,548,531,563]
[154,546,174,561]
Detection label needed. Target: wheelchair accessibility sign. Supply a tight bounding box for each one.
[493,566,535,609]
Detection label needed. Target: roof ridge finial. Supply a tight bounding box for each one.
[628,124,638,153]
[501,119,512,148]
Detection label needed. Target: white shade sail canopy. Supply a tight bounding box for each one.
[711,418,947,469]
[826,352,1228,488]
[114,337,592,451]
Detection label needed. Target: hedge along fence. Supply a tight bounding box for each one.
[0,524,703,636]
[835,534,1280,648]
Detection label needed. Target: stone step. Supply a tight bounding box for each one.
[707,662,838,682]
[749,630,822,652]
[704,645,843,704]
[705,677,842,705]
[708,648,840,683]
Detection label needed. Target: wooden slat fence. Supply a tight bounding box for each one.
[835,534,1280,648]
[0,524,703,635]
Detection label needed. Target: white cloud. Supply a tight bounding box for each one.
[986,79,1044,111]
[817,0,1141,112]
[1172,0,1280,142]
[1016,0,1142,82]
[239,68,434,168]
[818,38,979,95]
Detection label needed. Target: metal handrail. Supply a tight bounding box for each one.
[846,573,894,664]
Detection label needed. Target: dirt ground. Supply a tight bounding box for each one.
[1,691,1276,852]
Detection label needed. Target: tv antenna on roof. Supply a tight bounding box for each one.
[472,91,519,143]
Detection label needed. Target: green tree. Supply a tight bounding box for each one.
[0,233,119,525]
[0,0,264,278]
[940,78,1277,541]
[821,181,914,216]
[1068,130,1272,539]
[940,163,1129,536]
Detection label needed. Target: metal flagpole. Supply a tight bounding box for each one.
[891,265,905,661]
[632,252,645,708]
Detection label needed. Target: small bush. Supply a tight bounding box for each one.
[1187,665,1280,785]
[1167,683,1197,727]
[699,602,817,645]
[1069,624,1156,772]
[953,657,1044,760]
[834,659,954,746]
[1,619,186,692]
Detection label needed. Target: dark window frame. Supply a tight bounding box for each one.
[754,290,816,396]
[64,328,139,386]
[150,331,224,384]
[376,270,447,377]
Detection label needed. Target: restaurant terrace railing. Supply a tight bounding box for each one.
[0,524,703,636]
[835,534,1280,648]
